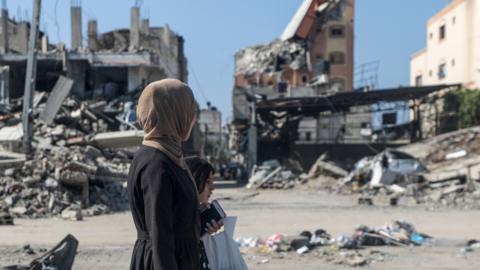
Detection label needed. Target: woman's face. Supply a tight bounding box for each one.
[199,171,215,203]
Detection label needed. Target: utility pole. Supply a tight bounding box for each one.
[22,0,41,156]
[247,89,257,177]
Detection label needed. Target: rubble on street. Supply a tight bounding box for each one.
[0,84,134,220]
[236,220,429,267]
[246,159,308,189]
[246,126,480,209]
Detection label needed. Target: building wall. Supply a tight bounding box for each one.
[410,0,479,89]
[310,0,354,91]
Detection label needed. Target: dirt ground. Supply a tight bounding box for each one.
[1,180,479,270]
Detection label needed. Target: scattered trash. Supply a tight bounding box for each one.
[459,239,480,255]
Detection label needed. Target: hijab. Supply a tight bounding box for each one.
[136,79,197,169]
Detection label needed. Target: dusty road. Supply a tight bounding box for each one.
[1,181,479,269]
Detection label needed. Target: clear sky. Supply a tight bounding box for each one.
[8,0,450,121]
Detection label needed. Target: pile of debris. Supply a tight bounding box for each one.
[0,77,138,221]
[306,125,480,208]
[235,39,307,76]
[247,159,308,189]
[0,144,130,220]
[237,220,429,267]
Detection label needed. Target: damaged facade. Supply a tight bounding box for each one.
[233,0,354,124]
[231,0,355,173]
[229,0,467,176]
[0,3,188,102]
[0,3,194,221]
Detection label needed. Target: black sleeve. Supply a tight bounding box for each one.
[142,161,178,270]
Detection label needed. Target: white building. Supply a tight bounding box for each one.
[410,0,480,89]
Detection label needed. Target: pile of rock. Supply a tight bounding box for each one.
[0,143,130,220]
[247,159,308,189]
[307,127,480,209]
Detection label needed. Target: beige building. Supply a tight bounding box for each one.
[410,0,480,89]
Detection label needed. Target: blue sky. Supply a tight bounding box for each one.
[9,0,449,121]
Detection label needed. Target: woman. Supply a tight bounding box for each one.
[127,79,218,270]
[185,157,215,204]
[185,157,220,270]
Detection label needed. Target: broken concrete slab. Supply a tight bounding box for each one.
[61,208,83,221]
[39,76,74,125]
[0,151,26,169]
[308,155,348,179]
[91,130,144,148]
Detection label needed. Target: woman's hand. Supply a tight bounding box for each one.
[206,219,224,235]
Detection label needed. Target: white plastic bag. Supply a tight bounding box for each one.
[201,216,249,270]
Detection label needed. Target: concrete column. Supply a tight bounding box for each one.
[70,6,82,50]
[0,8,8,54]
[177,36,187,82]
[41,35,48,53]
[87,20,98,51]
[67,60,87,98]
[17,22,29,54]
[141,19,150,35]
[162,24,171,48]
[130,7,140,51]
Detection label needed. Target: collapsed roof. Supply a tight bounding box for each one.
[235,39,307,76]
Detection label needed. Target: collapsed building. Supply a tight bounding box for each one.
[0,3,187,102]
[229,0,465,175]
[231,0,355,172]
[0,3,196,221]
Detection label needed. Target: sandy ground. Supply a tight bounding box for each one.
[1,181,479,269]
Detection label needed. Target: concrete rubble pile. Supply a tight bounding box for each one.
[0,87,137,221]
[236,220,429,267]
[247,159,308,189]
[0,144,130,220]
[235,39,307,76]
[310,126,480,208]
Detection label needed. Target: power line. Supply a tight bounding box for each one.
[189,63,209,104]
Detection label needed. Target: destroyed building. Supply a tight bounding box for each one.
[230,0,355,173]
[228,0,469,176]
[0,2,195,221]
[233,0,354,104]
[0,3,187,103]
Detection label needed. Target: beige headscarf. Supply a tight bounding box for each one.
[136,79,197,169]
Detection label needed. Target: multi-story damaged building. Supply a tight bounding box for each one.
[229,0,461,171]
[233,0,354,124]
[0,3,188,102]
[230,0,355,170]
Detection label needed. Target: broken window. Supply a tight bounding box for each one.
[302,75,308,84]
[438,63,446,79]
[306,132,311,141]
[415,75,422,86]
[382,112,397,125]
[315,60,330,74]
[329,25,345,38]
[439,25,446,40]
[277,81,288,94]
[329,52,345,65]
